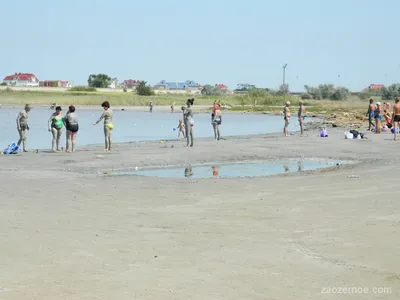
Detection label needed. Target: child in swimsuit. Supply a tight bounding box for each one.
[177,120,185,138]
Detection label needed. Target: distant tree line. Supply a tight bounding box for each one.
[302,84,350,101]
[82,74,400,101]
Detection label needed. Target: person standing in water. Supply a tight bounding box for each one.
[63,105,79,153]
[283,101,291,137]
[298,100,306,136]
[392,98,400,141]
[48,106,64,152]
[16,104,32,152]
[93,101,113,151]
[211,106,222,140]
[182,98,194,147]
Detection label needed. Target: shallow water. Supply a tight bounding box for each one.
[1,107,319,150]
[113,160,344,178]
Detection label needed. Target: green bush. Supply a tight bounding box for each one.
[0,82,7,86]
[136,81,155,96]
[301,93,313,100]
[68,86,97,92]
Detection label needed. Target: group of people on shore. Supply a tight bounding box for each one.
[176,99,223,146]
[15,101,113,153]
[283,100,306,137]
[14,98,222,153]
[366,98,400,140]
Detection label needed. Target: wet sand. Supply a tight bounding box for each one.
[0,128,399,299]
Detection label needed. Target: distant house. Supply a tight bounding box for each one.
[154,80,200,94]
[368,84,383,90]
[123,79,142,89]
[40,80,72,88]
[3,73,39,87]
[215,84,228,89]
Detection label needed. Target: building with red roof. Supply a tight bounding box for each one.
[215,84,228,89]
[368,84,384,90]
[3,73,39,87]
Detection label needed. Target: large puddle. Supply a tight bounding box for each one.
[111,159,347,179]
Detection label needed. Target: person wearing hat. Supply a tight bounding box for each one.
[374,102,382,134]
[283,101,291,137]
[48,106,65,152]
[16,104,32,152]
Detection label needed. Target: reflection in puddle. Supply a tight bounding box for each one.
[112,160,347,179]
[298,160,304,172]
[184,166,193,177]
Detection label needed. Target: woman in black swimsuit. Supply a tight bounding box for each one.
[63,105,79,152]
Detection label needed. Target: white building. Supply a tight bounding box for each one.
[2,73,40,87]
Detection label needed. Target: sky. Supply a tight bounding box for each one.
[1,0,399,92]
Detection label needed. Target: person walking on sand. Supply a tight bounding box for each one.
[16,104,32,152]
[211,106,222,140]
[392,98,400,141]
[93,101,113,151]
[149,102,153,113]
[182,98,194,147]
[48,106,64,152]
[374,102,382,134]
[298,101,306,136]
[366,99,376,131]
[177,119,185,138]
[171,102,175,113]
[63,105,79,153]
[283,101,290,137]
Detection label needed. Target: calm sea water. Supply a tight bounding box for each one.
[0,107,318,150]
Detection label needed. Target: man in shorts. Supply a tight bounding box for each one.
[16,104,32,152]
[366,99,376,131]
[298,101,306,136]
[392,98,400,141]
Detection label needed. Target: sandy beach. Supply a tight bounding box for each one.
[0,128,399,299]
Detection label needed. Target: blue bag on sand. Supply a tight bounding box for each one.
[391,127,400,134]
[320,129,328,137]
[3,142,19,154]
